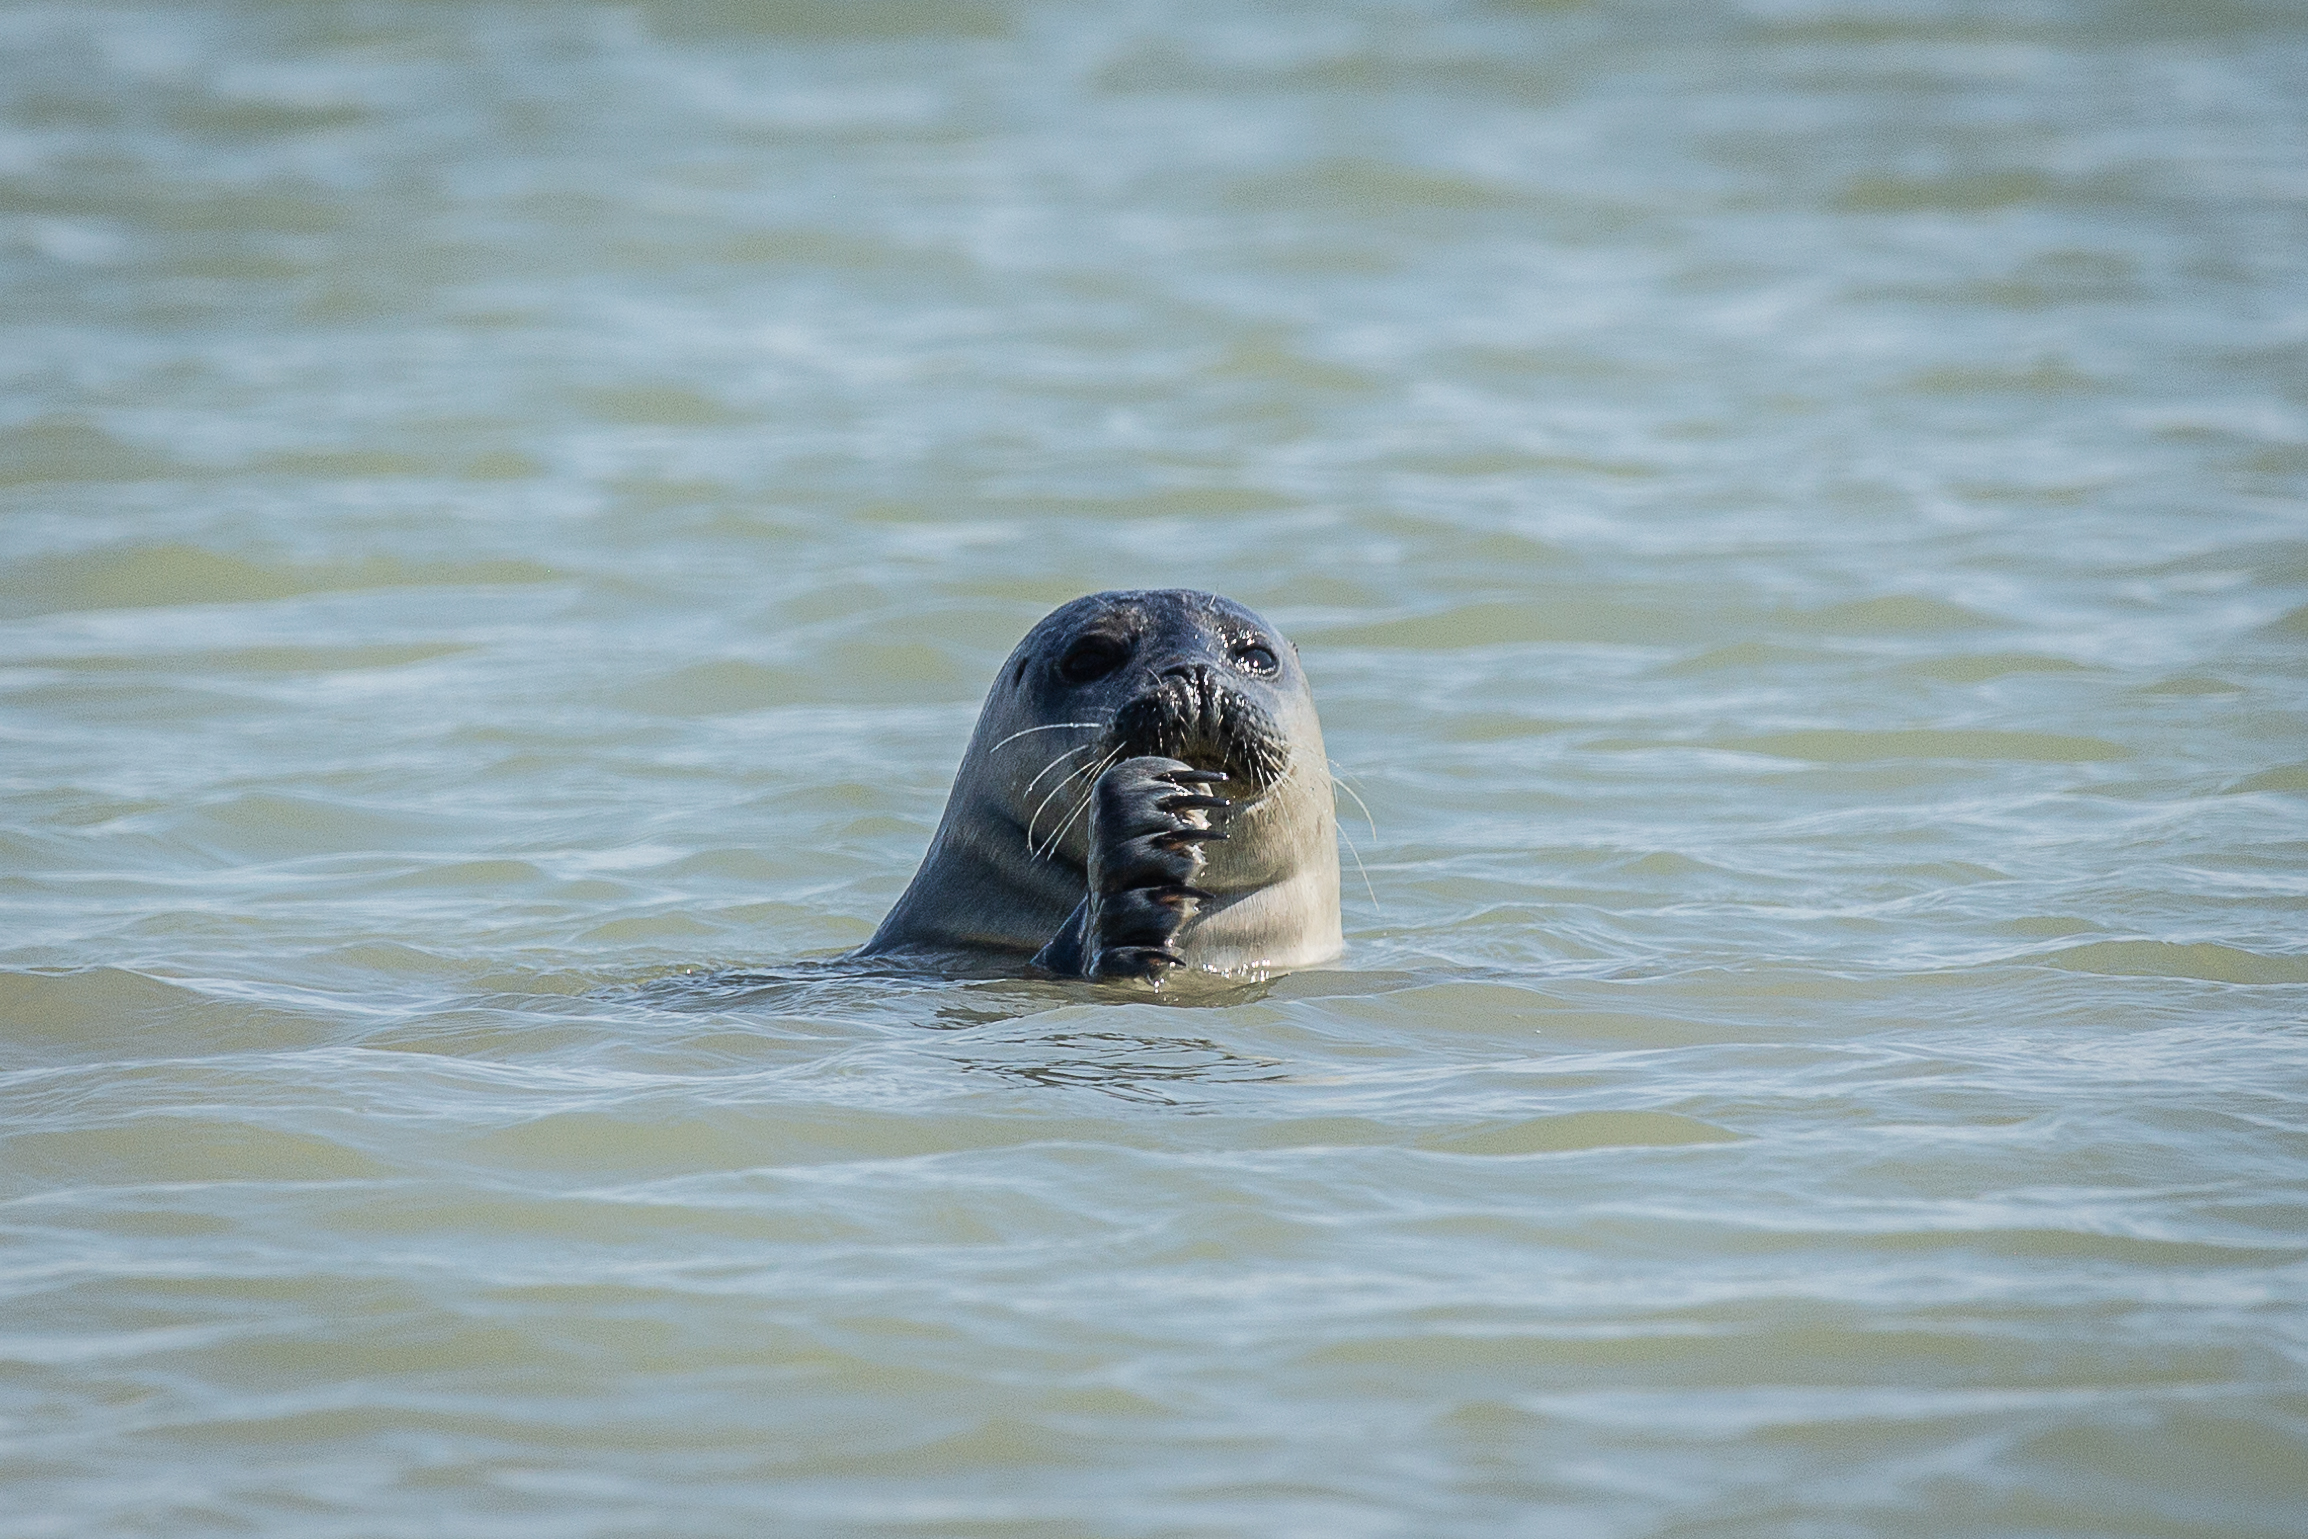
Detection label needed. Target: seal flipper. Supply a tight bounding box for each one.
[1031,899,1092,976]
[1030,757,1228,980]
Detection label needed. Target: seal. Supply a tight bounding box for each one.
[860,589,1341,980]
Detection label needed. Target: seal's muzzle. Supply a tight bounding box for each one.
[1105,666,1291,792]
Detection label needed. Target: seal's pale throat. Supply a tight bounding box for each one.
[860,589,1342,981]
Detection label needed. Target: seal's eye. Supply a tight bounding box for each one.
[1234,643,1279,675]
[1057,636,1129,685]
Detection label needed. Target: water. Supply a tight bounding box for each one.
[4,0,2306,1532]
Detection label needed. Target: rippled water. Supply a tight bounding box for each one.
[5,1,2307,1533]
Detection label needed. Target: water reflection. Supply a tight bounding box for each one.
[950,1027,1291,1104]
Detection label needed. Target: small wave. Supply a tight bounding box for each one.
[1419,1111,1742,1155]
[2225,762,2308,794]
[1899,653,2097,683]
[0,967,337,1060]
[1309,599,1704,648]
[637,0,1008,41]
[2035,941,2308,985]
[1714,729,2131,763]
[611,660,814,715]
[0,416,179,485]
[1783,595,1998,634]
[1656,641,1835,675]
[2259,603,2308,638]
[11,1118,389,1188]
[166,792,464,862]
[0,544,567,620]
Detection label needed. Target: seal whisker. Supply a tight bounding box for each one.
[1040,743,1129,861]
[1337,821,1381,919]
[1291,754,1379,917]
[1022,741,1099,800]
[1328,759,1379,843]
[1036,743,1128,862]
[989,721,1104,755]
[1026,742,1123,857]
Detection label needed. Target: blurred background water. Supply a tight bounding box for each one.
[4,0,2307,1534]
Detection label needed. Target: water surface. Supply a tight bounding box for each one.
[4,1,2307,1534]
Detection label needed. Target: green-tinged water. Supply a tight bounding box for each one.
[3,1,2306,1534]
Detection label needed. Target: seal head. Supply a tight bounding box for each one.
[862,589,1341,977]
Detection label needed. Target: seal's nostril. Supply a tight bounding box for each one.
[1159,662,1216,694]
[1159,663,1217,714]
